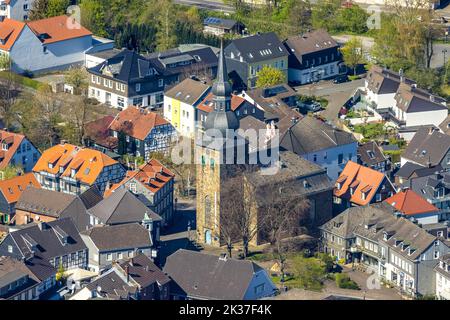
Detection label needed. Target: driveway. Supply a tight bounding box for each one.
[295,79,365,124]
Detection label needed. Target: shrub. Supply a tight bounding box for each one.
[335,273,360,290]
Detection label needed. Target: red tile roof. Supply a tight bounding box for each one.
[105,159,174,197]
[109,107,169,141]
[0,15,92,51]
[0,18,25,51]
[334,161,387,206]
[33,143,118,185]
[0,173,40,204]
[27,15,92,44]
[197,92,246,113]
[84,115,118,149]
[385,189,438,216]
[0,130,25,170]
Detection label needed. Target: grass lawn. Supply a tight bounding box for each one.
[0,71,49,91]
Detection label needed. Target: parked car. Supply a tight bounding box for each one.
[333,75,349,84]
[298,101,322,113]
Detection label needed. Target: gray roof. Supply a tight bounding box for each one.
[366,66,416,95]
[394,83,447,113]
[118,253,170,287]
[163,249,265,300]
[439,115,450,135]
[280,116,357,155]
[85,268,137,300]
[8,218,87,262]
[15,187,76,218]
[245,151,333,199]
[164,78,210,106]
[284,29,339,57]
[320,202,437,261]
[405,171,450,201]
[88,188,161,225]
[81,223,152,251]
[78,186,103,210]
[402,127,450,167]
[358,141,388,166]
[226,32,289,64]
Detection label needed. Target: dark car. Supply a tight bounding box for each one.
[333,75,349,84]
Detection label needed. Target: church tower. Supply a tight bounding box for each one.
[196,40,240,246]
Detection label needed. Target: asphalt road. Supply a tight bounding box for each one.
[173,0,234,13]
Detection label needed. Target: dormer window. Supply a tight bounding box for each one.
[1,143,8,151]
[70,168,76,177]
[136,83,141,92]
[48,162,54,169]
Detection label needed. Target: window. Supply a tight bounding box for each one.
[129,183,137,193]
[136,83,141,92]
[254,284,265,295]
[118,252,123,260]
[313,154,317,162]
[7,245,12,253]
[106,253,112,261]
[43,46,47,54]
[117,97,125,108]
[158,79,164,87]
[338,154,344,164]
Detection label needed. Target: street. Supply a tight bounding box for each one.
[173,0,234,13]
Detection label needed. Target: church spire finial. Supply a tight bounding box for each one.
[212,38,232,102]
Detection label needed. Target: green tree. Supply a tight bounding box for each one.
[291,256,326,291]
[29,0,49,20]
[336,6,368,34]
[155,0,177,51]
[311,0,341,32]
[79,0,107,37]
[255,65,286,88]
[56,262,67,282]
[65,67,88,95]
[0,165,24,180]
[46,0,70,17]
[0,53,11,70]
[341,37,365,75]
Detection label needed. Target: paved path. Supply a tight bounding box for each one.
[271,266,402,300]
[295,79,365,124]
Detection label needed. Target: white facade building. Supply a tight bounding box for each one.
[0,0,33,21]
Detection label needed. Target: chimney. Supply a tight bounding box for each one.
[38,222,46,231]
[60,140,66,145]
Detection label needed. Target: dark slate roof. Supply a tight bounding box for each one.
[395,162,424,179]
[88,188,161,225]
[402,127,450,167]
[15,187,75,218]
[118,253,170,287]
[405,172,450,201]
[163,249,265,300]
[439,115,450,136]
[78,186,103,210]
[8,218,87,262]
[366,66,416,95]
[226,32,289,63]
[81,223,152,251]
[358,141,387,166]
[85,268,137,300]
[203,17,237,29]
[320,202,437,261]
[147,47,218,77]
[394,83,447,113]
[24,255,56,282]
[0,256,44,299]
[280,116,357,155]
[88,49,154,83]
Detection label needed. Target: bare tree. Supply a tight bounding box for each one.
[257,181,310,281]
[0,56,19,129]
